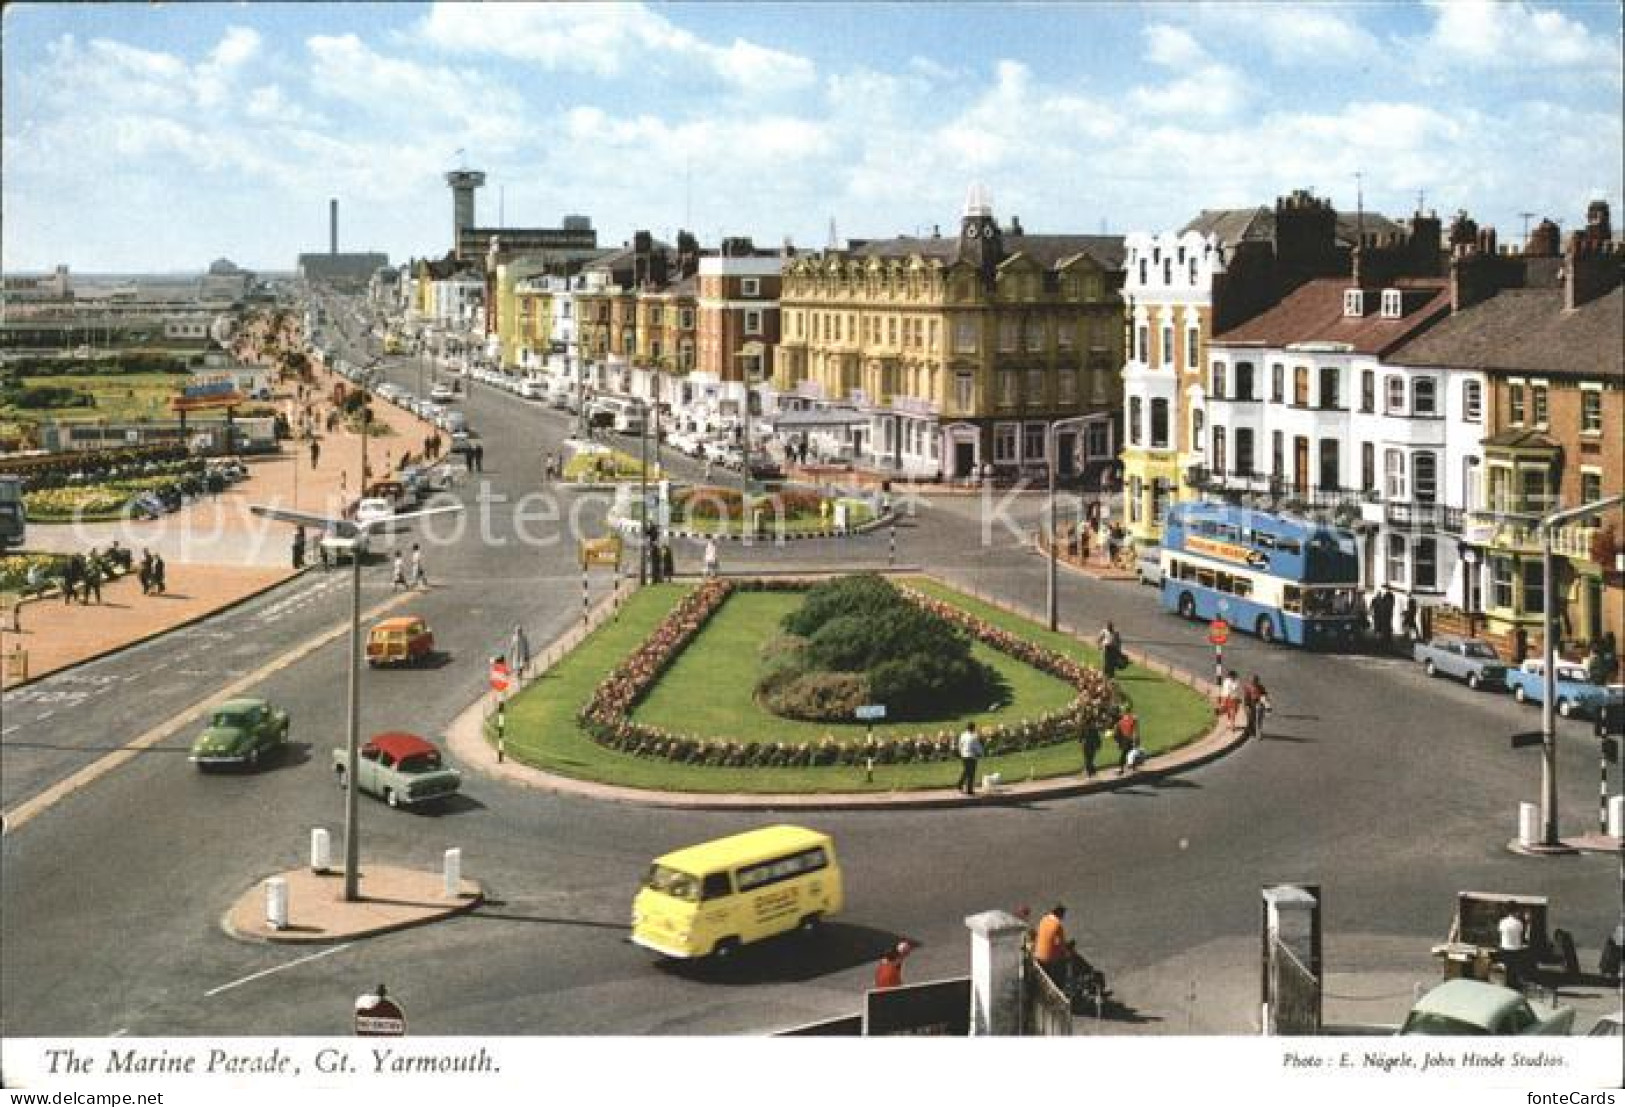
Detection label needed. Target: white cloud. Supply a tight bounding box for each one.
[1130,63,1247,120]
[1145,24,1207,68]
[1423,0,1617,69]
[415,1,816,92]
[1180,4,1378,65]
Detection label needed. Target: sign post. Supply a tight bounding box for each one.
[856,705,886,782]
[489,656,511,695]
[354,984,405,1037]
[1207,617,1230,685]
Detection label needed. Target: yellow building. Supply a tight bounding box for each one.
[778,187,1124,480]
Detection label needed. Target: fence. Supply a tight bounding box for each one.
[1021,956,1074,1037]
[1266,937,1321,1035]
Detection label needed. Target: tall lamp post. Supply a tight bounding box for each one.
[1046,416,1089,632]
[250,502,464,901]
[1534,493,1624,849]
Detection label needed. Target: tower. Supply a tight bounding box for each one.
[329,198,338,255]
[957,182,1003,280]
[445,169,486,254]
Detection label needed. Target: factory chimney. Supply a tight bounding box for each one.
[330,198,339,255]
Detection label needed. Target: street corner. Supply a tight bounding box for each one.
[223,864,483,945]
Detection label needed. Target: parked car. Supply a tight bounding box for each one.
[519,378,548,400]
[190,697,290,770]
[1413,635,1509,691]
[1136,547,1163,587]
[1399,979,1574,1036]
[1587,1010,1623,1037]
[333,731,461,809]
[366,616,435,667]
[430,383,456,403]
[1504,658,1625,718]
[354,497,395,530]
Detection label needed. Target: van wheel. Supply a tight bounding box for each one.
[1178,593,1196,620]
[1424,659,1437,678]
[1256,616,1277,645]
[1467,671,1481,690]
[1514,685,1529,705]
[797,913,822,935]
[1557,698,1574,719]
[712,937,741,959]
[384,789,400,809]
[335,767,347,789]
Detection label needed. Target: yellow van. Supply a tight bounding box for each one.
[631,825,844,959]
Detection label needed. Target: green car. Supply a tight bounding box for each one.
[190,697,291,770]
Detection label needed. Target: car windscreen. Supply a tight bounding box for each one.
[395,752,443,773]
[1400,1011,1491,1035]
[643,864,701,902]
[210,711,250,728]
[1463,642,1499,659]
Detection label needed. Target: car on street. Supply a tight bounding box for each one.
[366,616,436,666]
[1136,546,1163,587]
[1504,658,1625,718]
[519,378,548,400]
[1398,979,1574,1036]
[1413,635,1509,691]
[333,731,462,809]
[430,383,456,403]
[354,497,395,530]
[1587,1010,1623,1037]
[190,697,290,769]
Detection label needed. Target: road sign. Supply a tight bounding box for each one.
[354,985,405,1037]
[1207,619,1230,646]
[489,657,511,694]
[855,705,887,721]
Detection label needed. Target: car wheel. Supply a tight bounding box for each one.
[1467,672,1482,690]
[384,788,400,809]
[797,913,822,935]
[247,747,260,769]
[1424,660,1437,677]
[1178,593,1196,621]
[1557,698,1574,719]
[1514,685,1528,704]
[335,767,347,789]
[712,937,741,959]
[1256,616,1276,645]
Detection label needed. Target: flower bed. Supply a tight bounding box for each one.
[576,577,1121,769]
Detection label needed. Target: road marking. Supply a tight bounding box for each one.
[204,943,354,998]
[1,590,416,835]
[110,1028,129,1038]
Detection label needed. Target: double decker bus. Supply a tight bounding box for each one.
[1159,502,1361,648]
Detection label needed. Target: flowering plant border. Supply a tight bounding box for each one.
[576,577,1121,769]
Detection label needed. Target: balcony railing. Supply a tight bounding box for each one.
[1384,502,1465,534]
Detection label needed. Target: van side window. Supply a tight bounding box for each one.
[736,847,829,892]
[700,873,733,901]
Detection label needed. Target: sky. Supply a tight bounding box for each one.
[2,1,1621,274]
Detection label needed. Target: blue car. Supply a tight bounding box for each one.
[1504,659,1625,719]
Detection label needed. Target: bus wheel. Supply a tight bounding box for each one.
[712,937,741,959]
[797,913,822,935]
[1256,616,1277,645]
[1178,593,1196,620]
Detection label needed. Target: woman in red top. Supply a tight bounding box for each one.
[874,942,911,989]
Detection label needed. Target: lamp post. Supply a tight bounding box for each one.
[1046,416,1088,632]
[638,397,651,586]
[250,502,464,902]
[1534,493,1624,849]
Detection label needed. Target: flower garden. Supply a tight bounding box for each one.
[497,574,1214,793]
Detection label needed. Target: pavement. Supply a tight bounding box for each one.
[224,864,483,944]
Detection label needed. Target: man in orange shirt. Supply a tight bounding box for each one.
[1034,905,1070,990]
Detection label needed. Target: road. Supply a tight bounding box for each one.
[3,300,1619,1038]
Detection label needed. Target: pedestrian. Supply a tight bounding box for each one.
[1123,735,1147,773]
[1098,621,1123,678]
[1079,716,1102,777]
[874,942,912,990]
[494,702,507,763]
[703,458,713,484]
[956,721,983,795]
[660,543,675,581]
[137,549,153,595]
[1220,669,1240,732]
[543,452,554,483]
[62,554,83,605]
[703,537,719,579]
[1241,674,1271,740]
[83,552,102,604]
[409,543,427,589]
[390,551,407,591]
[1374,588,1395,646]
[473,443,484,472]
[510,623,531,680]
[1034,905,1070,992]
[151,554,166,595]
[1113,708,1138,774]
[1497,902,1528,987]
[1401,595,1419,642]
[292,528,306,570]
[310,438,320,470]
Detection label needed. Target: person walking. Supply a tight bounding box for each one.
[408,543,427,589]
[1079,716,1102,777]
[62,554,82,605]
[1098,621,1123,678]
[1241,674,1271,740]
[956,721,984,795]
[874,942,912,990]
[137,549,153,595]
[1373,588,1395,647]
[1034,906,1070,992]
[1220,669,1241,732]
[542,452,554,484]
[151,554,166,595]
[309,438,321,470]
[292,528,306,570]
[660,542,675,581]
[390,551,407,591]
[509,623,531,680]
[703,537,719,579]
[1401,595,1419,643]
[1114,708,1139,775]
[84,552,103,604]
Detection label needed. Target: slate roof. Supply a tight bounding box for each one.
[1212,278,1451,356]
[1390,286,1623,381]
[1182,207,1404,250]
[849,233,1125,270]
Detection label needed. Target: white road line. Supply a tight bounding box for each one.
[110,1028,129,1038]
[204,943,354,998]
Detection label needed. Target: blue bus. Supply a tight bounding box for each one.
[1159,502,1361,648]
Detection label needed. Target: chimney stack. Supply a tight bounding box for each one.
[330,198,338,255]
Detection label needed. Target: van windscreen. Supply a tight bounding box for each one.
[644,864,700,902]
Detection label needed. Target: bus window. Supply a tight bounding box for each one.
[1197,569,1216,589]
[1277,538,1302,555]
[1233,577,1253,599]
[1283,586,1302,614]
[1253,532,1276,550]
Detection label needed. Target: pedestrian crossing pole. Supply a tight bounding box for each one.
[582,565,589,626]
[889,520,896,568]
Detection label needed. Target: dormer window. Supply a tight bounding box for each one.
[1343,289,1365,317]
[1380,289,1402,318]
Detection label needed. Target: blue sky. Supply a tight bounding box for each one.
[3,1,1620,273]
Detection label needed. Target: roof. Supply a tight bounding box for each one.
[1181,206,1404,250]
[372,616,426,632]
[1410,980,1527,1021]
[850,233,1125,270]
[1213,278,1450,355]
[1482,428,1559,450]
[654,825,831,875]
[365,732,437,758]
[1390,286,1624,381]
[215,697,268,713]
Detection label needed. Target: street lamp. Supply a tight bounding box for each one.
[1533,493,1625,849]
[249,501,464,901]
[1046,416,1089,631]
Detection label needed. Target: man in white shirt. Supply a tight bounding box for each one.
[956,722,984,796]
[1497,903,1528,986]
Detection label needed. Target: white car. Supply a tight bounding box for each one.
[519,379,548,400]
[429,383,456,403]
[354,497,395,530]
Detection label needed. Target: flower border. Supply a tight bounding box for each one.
[575,578,1121,768]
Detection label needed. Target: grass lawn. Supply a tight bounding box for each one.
[2,372,186,426]
[632,590,1075,741]
[668,499,876,537]
[564,448,663,483]
[500,577,1214,794]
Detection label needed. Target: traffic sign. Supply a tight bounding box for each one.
[855,705,887,721]
[354,985,405,1037]
[1207,619,1230,646]
[489,657,511,693]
